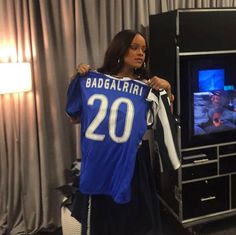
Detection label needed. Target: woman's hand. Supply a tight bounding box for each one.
[148,76,174,103]
[70,63,90,80]
[76,63,90,75]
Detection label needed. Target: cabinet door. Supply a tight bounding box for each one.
[182,176,229,219]
[182,163,217,181]
[179,10,236,52]
[232,174,236,209]
[220,155,236,174]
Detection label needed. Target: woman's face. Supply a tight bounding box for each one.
[123,34,146,70]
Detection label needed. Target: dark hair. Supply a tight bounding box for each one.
[97,29,149,80]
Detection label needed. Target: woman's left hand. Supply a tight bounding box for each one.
[148,76,174,103]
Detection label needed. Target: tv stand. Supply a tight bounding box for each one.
[171,142,236,226]
[156,141,236,230]
[149,9,236,230]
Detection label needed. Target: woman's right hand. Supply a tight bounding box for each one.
[70,63,90,80]
[75,63,90,75]
[148,76,174,103]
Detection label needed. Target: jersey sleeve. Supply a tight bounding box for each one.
[66,75,82,118]
[148,89,181,172]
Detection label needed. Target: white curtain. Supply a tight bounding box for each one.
[0,0,236,234]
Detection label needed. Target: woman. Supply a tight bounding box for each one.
[66,30,173,235]
[73,30,174,106]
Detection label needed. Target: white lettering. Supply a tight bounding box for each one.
[139,87,143,96]
[110,80,117,90]
[117,80,122,91]
[122,82,129,93]
[85,77,144,97]
[132,84,139,95]
[97,78,103,88]
[104,79,110,89]
[91,79,97,88]
[129,83,134,93]
[86,78,91,87]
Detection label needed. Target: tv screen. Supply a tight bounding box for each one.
[195,67,236,136]
[180,53,236,148]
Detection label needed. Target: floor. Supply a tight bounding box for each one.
[37,206,236,235]
[160,205,236,235]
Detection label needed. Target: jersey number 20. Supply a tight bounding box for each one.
[85,94,134,143]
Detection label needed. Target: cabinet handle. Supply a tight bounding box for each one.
[183,153,207,160]
[193,158,209,164]
[200,196,216,202]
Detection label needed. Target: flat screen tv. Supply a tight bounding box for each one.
[180,53,236,148]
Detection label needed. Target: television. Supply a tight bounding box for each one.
[180,53,236,148]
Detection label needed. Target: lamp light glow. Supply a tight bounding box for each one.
[0,62,32,94]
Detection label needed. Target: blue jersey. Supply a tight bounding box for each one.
[66,71,150,203]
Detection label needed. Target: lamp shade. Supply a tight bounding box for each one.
[0,62,32,94]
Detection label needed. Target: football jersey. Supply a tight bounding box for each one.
[66,71,150,204]
[147,89,180,171]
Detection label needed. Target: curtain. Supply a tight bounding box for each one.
[0,1,76,234]
[0,0,236,234]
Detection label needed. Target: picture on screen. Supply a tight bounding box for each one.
[194,90,236,135]
[198,68,225,92]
